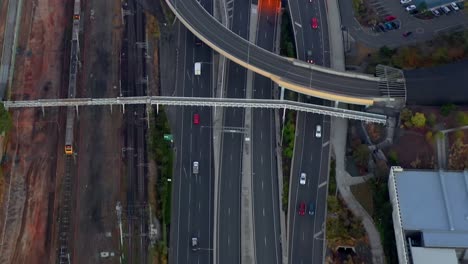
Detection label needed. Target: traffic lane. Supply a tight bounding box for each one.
[293,113,323,264]
[172,0,381,97]
[252,107,281,264]
[288,0,306,59]
[218,131,243,264]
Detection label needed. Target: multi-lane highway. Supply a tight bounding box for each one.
[216,0,250,263]
[251,0,282,263]
[287,0,332,262]
[169,0,214,262]
[164,0,406,105]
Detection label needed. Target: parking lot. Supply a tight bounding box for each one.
[340,0,468,47]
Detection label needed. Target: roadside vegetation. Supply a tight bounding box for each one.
[366,30,468,73]
[280,8,296,58]
[326,159,370,263]
[0,103,12,209]
[148,107,173,264]
[352,0,379,26]
[280,92,297,213]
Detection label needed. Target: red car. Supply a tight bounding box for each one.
[311,18,318,29]
[193,113,200,124]
[385,15,396,21]
[298,202,306,216]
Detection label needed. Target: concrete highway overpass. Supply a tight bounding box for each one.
[165,0,406,105]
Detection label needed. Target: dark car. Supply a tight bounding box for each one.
[194,36,202,46]
[390,21,400,29]
[378,23,386,32]
[308,203,315,216]
[402,31,412,37]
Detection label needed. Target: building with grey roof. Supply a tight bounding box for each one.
[388,167,468,264]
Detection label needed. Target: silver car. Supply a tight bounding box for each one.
[193,161,199,174]
[300,173,306,185]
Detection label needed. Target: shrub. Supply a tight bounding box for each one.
[353,144,370,167]
[427,113,437,127]
[456,111,468,126]
[388,150,399,165]
[411,112,426,128]
[400,108,413,123]
[440,103,457,116]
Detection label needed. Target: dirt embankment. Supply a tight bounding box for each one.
[0,0,67,263]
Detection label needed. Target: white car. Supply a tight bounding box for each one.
[406,5,417,11]
[400,0,412,4]
[450,2,460,10]
[193,161,199,174]
[300,173,306,185]
[315,125,322,138]
[191,237,198,250]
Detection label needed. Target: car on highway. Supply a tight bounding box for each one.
[193,161,199,174]
[194,36,202,46]
[300,172,306,185]
[306,50,314,64]
[406,5,417,11]
[400,0,412,4]
[450,2,459,10]
[308,202,315,215]
[193,113,200,124]
[298,202,306,216]
[315,125,322,138]
[191,237,198,250]
[311,18,318,29]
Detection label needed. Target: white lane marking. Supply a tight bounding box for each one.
[264,236,267,246]
[261,155,263,164]
[199,202,201,212]
[228,235,230,246]
[261,180,264,190]
[302,232,305,241]
[318,181,327,188]
[260,131,263,140]
[230,154,233,161]
[228,207,231,216]
[294,21,302,28]
[314,231,323,238]
[322,141,329,147]
[263,208,265,217]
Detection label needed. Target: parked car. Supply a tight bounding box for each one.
[385,15,396,21]
[402,31,412,37]
[378,23,386,32]
[431,8,441,16]
[441,5,451,13]
[390,21,400,29]
[384,22,394,30]
[450,2,460,10]
[406,5,417,11]
[400,0,412,4]
[300,173,306,185]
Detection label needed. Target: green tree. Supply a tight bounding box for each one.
[0,103,12,134]
[456,111,468,126]
[440,103,457,116]
[425,131,434,143]
[454,130,464,141]
[388,150,399,165]
[433,47,449,64]
[353,144,370,167]
[411,112,426,128]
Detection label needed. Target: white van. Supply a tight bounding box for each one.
[194,62,201,75]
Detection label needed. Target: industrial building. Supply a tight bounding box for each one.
[388,167,468,264]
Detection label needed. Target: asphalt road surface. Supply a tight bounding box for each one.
[169,0,214,263]
[216,1,250,263]
[287,0,332,262]
[251,0,282,263]
[166,0,384,101]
